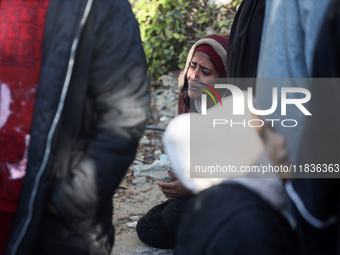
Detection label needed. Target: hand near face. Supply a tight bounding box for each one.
[253,114,291,180]
[261,125,290,166]
[157,171,193,200]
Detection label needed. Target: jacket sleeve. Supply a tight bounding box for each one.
[50,0,150,222]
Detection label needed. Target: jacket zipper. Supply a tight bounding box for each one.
[10,0,94,254]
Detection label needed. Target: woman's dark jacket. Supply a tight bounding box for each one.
[6,0,150,254]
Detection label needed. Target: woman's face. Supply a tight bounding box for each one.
[187,51,219,100]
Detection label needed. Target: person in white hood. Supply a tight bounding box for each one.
[162,93,298,255]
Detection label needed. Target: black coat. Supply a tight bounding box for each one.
[226,0,265,91]
[176,184,298,255]
[6,0,150,254]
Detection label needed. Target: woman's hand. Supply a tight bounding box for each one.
[157,171,193,200]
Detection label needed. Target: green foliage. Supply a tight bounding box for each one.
[131,0,239,82]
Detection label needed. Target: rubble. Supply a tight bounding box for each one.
[133,160,173,182]
[132,177,147,185]
[113,72,179,255]
[127,221,138,228]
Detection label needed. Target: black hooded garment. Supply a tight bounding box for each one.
[226,0,265,91]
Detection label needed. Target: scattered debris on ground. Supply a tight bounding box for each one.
[112,73,179,255]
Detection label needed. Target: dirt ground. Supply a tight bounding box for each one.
[112,182,172,255]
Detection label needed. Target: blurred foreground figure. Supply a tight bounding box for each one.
[287,0,340,254]
[163,94,298,255]
[0,1,149,254]
[256,0,339,255]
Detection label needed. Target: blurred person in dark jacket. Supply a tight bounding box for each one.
[0,1,150,254]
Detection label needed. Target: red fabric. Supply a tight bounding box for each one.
[0,1,49,215]
[0,212,15,254]
[204,34,229,52]
[194,44,226,78]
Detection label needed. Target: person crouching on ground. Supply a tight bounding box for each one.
[136,34,229,249]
